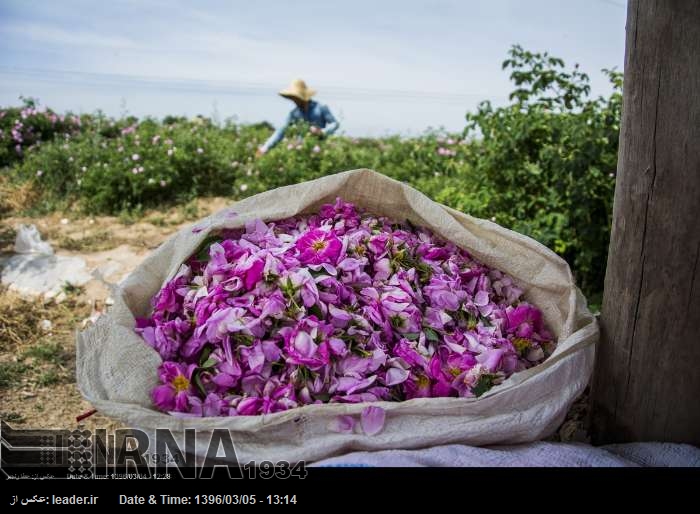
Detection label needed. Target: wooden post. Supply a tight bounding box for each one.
[590,0,700,444]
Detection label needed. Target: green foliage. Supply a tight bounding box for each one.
[0,412,24,423]
[37,369,61,387]
[1,45,621,299]
[9,113,471,215]
[23,342,66,365]
[0,361,27,388]
[464,45,621,294]
[0,96,81,168]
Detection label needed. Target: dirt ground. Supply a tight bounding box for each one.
[0,196,589,441]
[0,197,230,432]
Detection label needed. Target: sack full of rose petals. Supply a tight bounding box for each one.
[77,169,598,463]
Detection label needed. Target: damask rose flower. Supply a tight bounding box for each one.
[295,228,342,265]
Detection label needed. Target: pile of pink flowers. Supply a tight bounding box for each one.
[136,198,554,417]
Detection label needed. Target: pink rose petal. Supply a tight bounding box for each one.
[361,406,386,436]
[328,415,355,434]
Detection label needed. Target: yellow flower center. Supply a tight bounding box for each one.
[449,367,462,377]
[311,239,328,251]
[172,375,189,392]
[417,375,430,388]
[512,337,531,355]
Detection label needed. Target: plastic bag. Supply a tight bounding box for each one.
[14,224,54,255]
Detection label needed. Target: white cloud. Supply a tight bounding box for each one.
[0,22,137,49]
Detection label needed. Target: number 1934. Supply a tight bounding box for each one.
[243,460,307,479]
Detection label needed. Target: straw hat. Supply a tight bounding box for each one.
[279,79,316,102]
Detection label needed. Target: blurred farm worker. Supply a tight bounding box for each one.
[257,79,339,155]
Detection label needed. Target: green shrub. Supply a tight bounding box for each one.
[463,45,621,295]
[2,46,621,300]
[13,117,470,214]
[0,97,81,168]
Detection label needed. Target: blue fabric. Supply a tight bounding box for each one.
[261,100,339,152]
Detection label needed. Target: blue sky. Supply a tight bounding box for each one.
[0,0,627,136]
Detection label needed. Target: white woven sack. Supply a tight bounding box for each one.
[77,169,598,463]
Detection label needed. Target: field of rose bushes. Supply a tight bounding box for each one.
[0,46,621,301]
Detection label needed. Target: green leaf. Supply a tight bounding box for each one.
[200,357,217,369]
[192,370,207,397]
[198,345,213,366]
[314,392,330,402]
[472,373,497,398]
[232,333,254,347]
[352,347,373,358]
[423,327,440,342]
[194,234,223,262]
[467,313,478,330]
[308,304,324,319]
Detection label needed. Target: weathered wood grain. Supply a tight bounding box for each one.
[590,0,700,444]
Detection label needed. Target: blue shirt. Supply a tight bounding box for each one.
[260,100,339,152]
